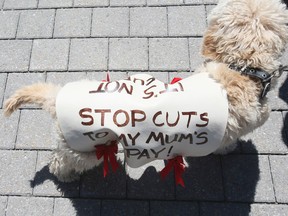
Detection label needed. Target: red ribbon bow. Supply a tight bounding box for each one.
[170,77,182,84]
[95,141,119,177]
[160,156,186,187]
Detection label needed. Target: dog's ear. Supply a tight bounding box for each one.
[201,27,219,60]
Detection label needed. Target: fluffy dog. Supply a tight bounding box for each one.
[4,0,288,182]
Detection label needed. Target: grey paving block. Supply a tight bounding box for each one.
[189,38,204,71]
[54,8,91,38]
[0,40,32,72]
[86,71,128,81]
[168,6,206,36]
[109,38,148,70]
[147,0,184,5]
[241,112,288,154]
[46,72,87,85]
[168,71,193,81]
[3,0,37,9]
[204,0,218,3]
[0,109,19,149]
[151,201,199,216]
[54,198,101,216]
[185,0,203,4]
[4,73,46,109]
[0,73,7,107]
[38,0,73,8]
[6,196,54,216]
[17,10,55,39]
[128,71,169,83]
[33,151,80,197]
[205,4,216,18]
[269,155,288,203]
[69,38,108,70]
[101,200,149,216]
[149,38,189,71]
[200,202,250,216]
[0,150,37,195]
[16,110,58,149]
[0,11,19,39]
[0,0,3,8]
[30,39,69,71]
[222,155,275,203]
[91,8,129,37]
[110,0,146,6]
[80,161,126,198]
[127,162,175,200]
[249,204,288,216]
[130,7,167,37]
[267,72,288,110]
[74,0,109,6]
[176,155,224,201]
[0,197,7,215]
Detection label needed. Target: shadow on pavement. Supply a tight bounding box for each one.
[30,141,260,216]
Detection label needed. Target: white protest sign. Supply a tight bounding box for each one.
[56,73,228,168]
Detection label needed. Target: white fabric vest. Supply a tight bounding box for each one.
[56,73,228,168]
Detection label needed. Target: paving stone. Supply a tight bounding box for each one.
[130,7,167,37]
[80,161,126,198]
[204,0,218,3]
[46,72,87,85]
[0,73,7,107]
[17,10,55,39]
[128,71,169,83]
[4,73,46,108]
[0,109,19,149]
[149,38,189,71]
[169,71,193,81]
[0,197,7,215]
[241,112,288,154]
[33,151,80,197]
[147,0,184,5]
[269,155,288,203]
[69,38,108,71]
[249,204,288,216]
[0,11,19,39]
[168,6,206,36]
[150,201,199,216]
[87,71,128,82]
[185,0,204,4]
[222,155,275,203]
[3,0,37,9]
[200,202,250,216]
[54,198,101,216]
[110,0,146,6]
[101,200,149,216]
[0,0,3,8]
[0,40,32,72]
[0,150,37,195]
[54,9,91,38]
[38,0,73,8]
[109,38,148,70]
[6,196,54,216]
[16,110,58,149]
[74,0,109,6]
[91,8,129,37]
[30,39,69,71]
[189,38,204,71]
[176,155,224,201]
[127,160,174,200]
[267,72,288,110]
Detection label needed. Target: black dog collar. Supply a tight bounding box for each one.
[228,64,286,99]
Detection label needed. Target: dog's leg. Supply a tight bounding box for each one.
[4,83,60,117]
[49,133,104,182]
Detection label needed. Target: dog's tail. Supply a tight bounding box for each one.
[4,83,61,117]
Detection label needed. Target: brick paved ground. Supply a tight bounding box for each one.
[0,0,288,215]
